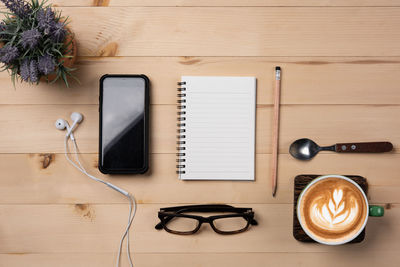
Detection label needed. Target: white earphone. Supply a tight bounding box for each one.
[55,112,83,140]
[55,112,135,267]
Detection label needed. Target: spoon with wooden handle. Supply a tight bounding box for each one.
[289,138,393,160]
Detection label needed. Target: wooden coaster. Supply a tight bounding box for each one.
[293,174,368,243]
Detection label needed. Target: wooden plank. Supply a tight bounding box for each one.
[46,0,400,7]
[0,104,174,154]
[0,204,397,253]
[26,7,400,56]
[0,153,398,204]
[0,104,398,154]
[2,251,400,267]
[2,57,400,105]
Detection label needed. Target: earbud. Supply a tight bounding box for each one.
[70,112,83,124]
[55,112,83,140]
[55,118,68,130]
[68,112,83,136]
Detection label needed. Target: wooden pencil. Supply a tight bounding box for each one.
[271,66,281,197]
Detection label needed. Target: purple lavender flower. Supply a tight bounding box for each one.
[37,7,56,35]
[20,59,29,81]
[38,54,55,75]
[21,29,41,49]
[50,21,66,42]
[20,59,39,82]
[0,45,19,64]
[29,59,38,82]
[1,0,31,18]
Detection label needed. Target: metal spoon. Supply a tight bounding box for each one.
[289,138,393,160]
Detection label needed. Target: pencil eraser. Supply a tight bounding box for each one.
[275,66,281,71]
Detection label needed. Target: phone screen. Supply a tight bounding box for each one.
[99,75,149,173]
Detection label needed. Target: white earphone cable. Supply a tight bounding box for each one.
[64,135,136,267]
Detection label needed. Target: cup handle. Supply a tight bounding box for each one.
[369,205,384,217]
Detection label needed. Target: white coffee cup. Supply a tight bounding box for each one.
[297,175,384,245]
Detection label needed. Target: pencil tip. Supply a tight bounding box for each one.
[272,188,277,197]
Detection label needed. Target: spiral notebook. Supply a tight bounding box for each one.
[177,76,256,180]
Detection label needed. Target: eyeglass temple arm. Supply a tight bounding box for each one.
[160,204,234,212]
[155,221,164,230]
[250,218,258,225]
[161,206,252,214]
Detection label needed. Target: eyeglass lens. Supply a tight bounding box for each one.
[165,217,199,233]
[212,217,248,232]
[163,214,249,234]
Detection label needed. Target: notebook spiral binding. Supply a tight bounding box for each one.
[176,81,186,174]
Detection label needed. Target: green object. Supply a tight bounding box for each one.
[369,205,384,217]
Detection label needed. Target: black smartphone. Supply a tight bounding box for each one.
[99,74,150,174]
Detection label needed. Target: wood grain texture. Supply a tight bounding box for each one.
[44,0,400,7]
[0,153,398,204]
[0,104,398,154]
[0,3,399,266]
[0,204,397,254]
[3,56,400,105]
[2,252,400,267]
[28,7,400,57]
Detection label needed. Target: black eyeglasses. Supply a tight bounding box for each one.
[155,204,258,235]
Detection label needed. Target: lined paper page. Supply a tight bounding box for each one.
[179,76,256,180]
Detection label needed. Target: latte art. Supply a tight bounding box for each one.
[310,189,359,230]
[299,177,368,243]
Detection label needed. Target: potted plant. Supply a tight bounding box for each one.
[0,0,77,86]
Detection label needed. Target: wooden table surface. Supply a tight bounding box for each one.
[1,1,400,266]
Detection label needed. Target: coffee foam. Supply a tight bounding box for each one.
[299,177,367,243]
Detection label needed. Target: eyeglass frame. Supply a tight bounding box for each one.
[155,204,258,235]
